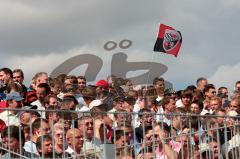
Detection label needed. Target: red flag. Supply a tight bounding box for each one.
[154,24,182,57]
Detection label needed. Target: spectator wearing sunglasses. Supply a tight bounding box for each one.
[77,115,102,154]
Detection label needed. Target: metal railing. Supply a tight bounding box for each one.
[0,108,239,159]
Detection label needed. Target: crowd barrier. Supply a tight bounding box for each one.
[0,108,239,159]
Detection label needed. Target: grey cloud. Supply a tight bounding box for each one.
[160,0,240,82]
[1,0,240,89]
[0,0,166,56]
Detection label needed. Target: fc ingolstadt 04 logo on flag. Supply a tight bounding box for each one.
[154,24,182,57]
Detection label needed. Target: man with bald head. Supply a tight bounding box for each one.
[65,128,84,157]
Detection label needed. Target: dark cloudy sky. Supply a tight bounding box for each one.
[0,0,239,91]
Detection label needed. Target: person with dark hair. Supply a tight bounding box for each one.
[24,90,37,106]
[196,77,208,92]
[217,86,229,107]
[135,108,153,143]
[137,126,154,154]
[190,101,203,114]
[6,82,23,94]
[77,75,86,92]
[56,74,67,84]
[171,109,188,136]
[79,86,96,112]
[64,75,78,87]
[69,76,87,111]
[114,109,132,128]
[112,129,125,156]
[214,109,232,146]
[111,129,123,145]
[122,96,136,112]
[164,88,177,101]
[235,81,240,91]
[0,68,13,78]
[0,67,13,93]
[49,78,62,96]
[45,105,60,127]
[192,90,204,103]
[63,75,79,97]
[89,105,113,143]
[44,94,58,108]
[119,125,141,156]
[203,84,216,101]
[24,118,51,155]
[153,77,165,102]
[218,86,228,96]
[59,76,83,111]
[12,69,24,84]
[12,69,28,99]
[217,93,229,108]
[61,96,78,110]
[1,125,37,158]
[210,138,223,159]
[176,89,193,111]
[31,83,51,118]
[108,95,124,121]
[124,79,133,90]
[36,135,53,158]
[119,125,133,145]
[128,90,142,128]
[55,111,77,131]
[157,96,176,125]
[186,85,197,91]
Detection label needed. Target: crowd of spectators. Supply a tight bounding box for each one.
[0,67,239,158]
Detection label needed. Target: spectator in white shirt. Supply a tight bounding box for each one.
[0,92,23,126]
[153,77,165,102]
[31,83,51,118]
[24,118,51,155]
[77,115,102,153]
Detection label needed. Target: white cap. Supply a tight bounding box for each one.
[89,100,103,110]
[176,99,183,108]
[227,110,238,117]
[133,84,143,91]
[198,143,210,153]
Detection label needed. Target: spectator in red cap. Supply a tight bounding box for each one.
[96,80,114,111]
[96,80,109,90]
